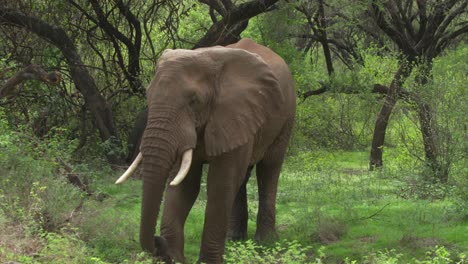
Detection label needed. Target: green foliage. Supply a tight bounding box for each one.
[344,249,404,264]
[76,200,141,262]
[359,45,399,85]
[37,232,109,264]
[293,93,378,151]
[177,3,212,48]
[1,2,467,263]
[224,239,313,264]
[0,248,36,264]
[1,118,466,263]
[0,110,83,233]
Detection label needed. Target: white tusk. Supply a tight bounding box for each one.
[115,152,143,184]
[169,149,193,186]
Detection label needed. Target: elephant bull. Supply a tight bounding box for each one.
[116,38,296,263]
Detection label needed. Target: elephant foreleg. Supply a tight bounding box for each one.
[227,166,253,241]
[199,146,252,264]
[160,161,203,263]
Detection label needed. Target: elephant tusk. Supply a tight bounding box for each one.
[115,152,143,184]
[169,149,193,186]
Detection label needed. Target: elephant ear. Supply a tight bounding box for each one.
[204,48,285,156]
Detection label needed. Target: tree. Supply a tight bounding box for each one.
[368,0,467,182]
[1,0,284,164]
[0,8,118,143]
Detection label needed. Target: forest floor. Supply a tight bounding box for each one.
[0,150,467,263]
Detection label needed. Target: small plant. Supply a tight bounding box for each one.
[360,249,403,264]
[224,239,313,264]
[121,252,156,264]
[37,232,109,264]
[414,245,466,264]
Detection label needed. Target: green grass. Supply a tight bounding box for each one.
[1,149,467,263]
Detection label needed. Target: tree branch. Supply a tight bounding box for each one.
[1,64,61,98]
[301,82,414,103]
[199,0,228,17]
[434,0,467,40]
[194,0,279,48]
[437,24,468,52]
[370,1,416,58]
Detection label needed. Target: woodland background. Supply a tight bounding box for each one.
[0,0,467,263]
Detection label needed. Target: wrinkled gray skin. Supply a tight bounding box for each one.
[137,39,295,263]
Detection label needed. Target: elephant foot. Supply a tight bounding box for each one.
[227,229,247,241]
[154,236,173,263]
[254,229,278,244]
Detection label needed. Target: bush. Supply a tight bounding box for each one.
[0,109,84,232]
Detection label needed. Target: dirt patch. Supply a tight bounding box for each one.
[341,168,368,176]
[400,234,440,249]
[0,221,43,262]
[314,218,348,244]
[358,235,379,243]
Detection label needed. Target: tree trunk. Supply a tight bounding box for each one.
[369,62,412,170]
[413,63,447,183]
[416,100,447,182]
[317,0,334,76]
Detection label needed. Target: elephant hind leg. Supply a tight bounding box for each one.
[254,159,281,243]
[228,166,253,241]
[255,121,293,242]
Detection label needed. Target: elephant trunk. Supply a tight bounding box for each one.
[138,107,196,256]
[140,163,166,254]
[139,121,176,255]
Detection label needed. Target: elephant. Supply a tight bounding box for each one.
[116,38,296,263]
[126,108,148,164]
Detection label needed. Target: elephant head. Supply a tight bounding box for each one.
[116,46,285,258]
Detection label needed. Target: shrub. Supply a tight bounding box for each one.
[0,109,84,232]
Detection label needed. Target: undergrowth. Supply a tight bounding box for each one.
[1,107,467,263]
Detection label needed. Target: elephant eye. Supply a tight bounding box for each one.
[189,95,199,106]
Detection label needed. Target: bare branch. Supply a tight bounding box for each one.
[199,0,228,17]
[194,0,280,48]
[301,82,414,103]
[434,0,467,40]
[370,0,416,58]
[1,64,61,98]
[437,24,468,52]
[416,0,428,39]
[207,6,217,23]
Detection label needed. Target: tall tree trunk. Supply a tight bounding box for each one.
[416,100,447,182]
[317,0,334,76]
[414,63,447,182]
[369,62,412,170]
